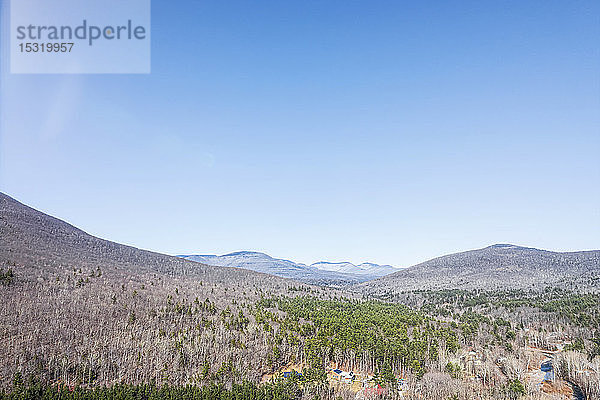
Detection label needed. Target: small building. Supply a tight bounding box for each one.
[283,370,302,379]
[540,360,553,372]
[341,371,355,383]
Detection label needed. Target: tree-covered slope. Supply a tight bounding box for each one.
[359,244,600,294]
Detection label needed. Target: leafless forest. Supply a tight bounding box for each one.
[1,192,598,399]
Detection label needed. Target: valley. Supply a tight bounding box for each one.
[0,193,598,399]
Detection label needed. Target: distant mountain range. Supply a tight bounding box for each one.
[359,244,600,295]
[178,252,399,285]
[311,261,397,276]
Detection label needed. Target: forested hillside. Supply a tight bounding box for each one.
[360,244,600,294]
[1,193,599,399]
[0,193,333,387]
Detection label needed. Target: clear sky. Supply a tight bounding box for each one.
[1,0,599,267]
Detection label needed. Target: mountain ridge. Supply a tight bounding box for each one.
[0,192,291,286]
[359,243,600,295]
[178,251,399,284]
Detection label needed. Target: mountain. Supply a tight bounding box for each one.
[359,244,600,295]
[179,252,399,284]
[310,261,358,274]
[0,192,344,387]
[0,190,395,289]
[179,251,346,284]
[0,192,293,286]
[310,261,398,277]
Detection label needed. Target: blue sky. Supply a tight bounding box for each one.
[1,0,599,267]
